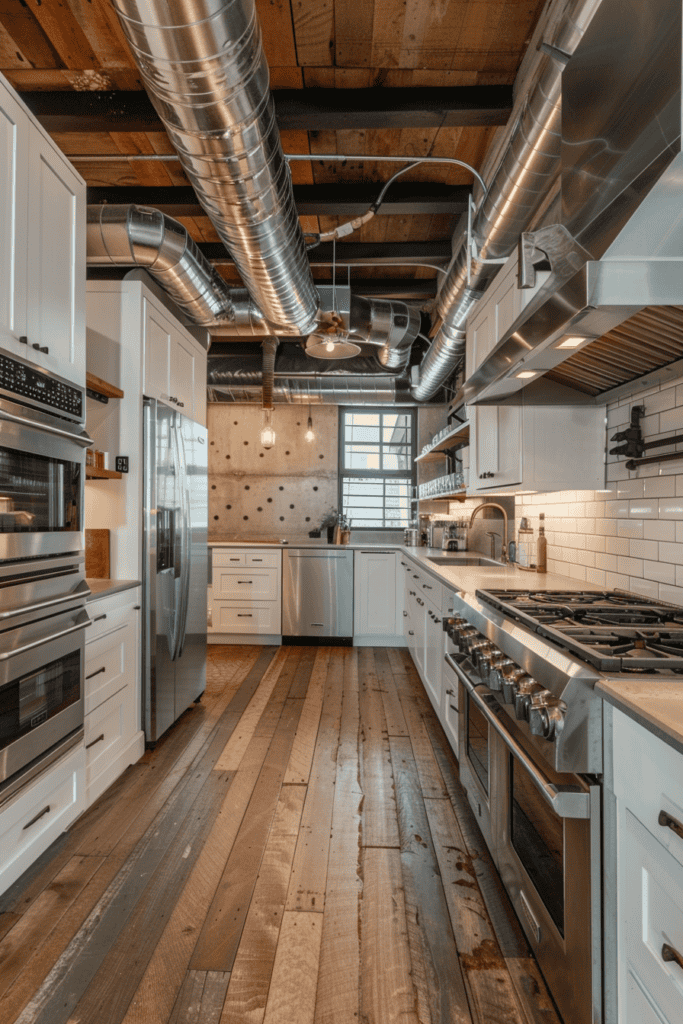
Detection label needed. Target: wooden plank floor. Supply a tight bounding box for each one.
[0,645,563,1024]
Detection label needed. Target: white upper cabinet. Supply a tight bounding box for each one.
[143,295,207,426]
[0,75,85,386]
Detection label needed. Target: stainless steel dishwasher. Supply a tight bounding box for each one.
[282,548,354,638]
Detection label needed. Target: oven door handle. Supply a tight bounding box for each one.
[0,613,92,661]
[0,406,92,447]
[0,581,91,622]
[446,653,591,820]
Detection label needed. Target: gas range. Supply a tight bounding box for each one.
[477,589,683,674]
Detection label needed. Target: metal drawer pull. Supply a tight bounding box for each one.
[229,557,240,561]
[658,809,683,841]
[311,622,325,626]
[446,688,454,696]
[662,944,683,972]
[251,558,263,562]
[23,805,51,830]
[86,666,106,680]
[134,605,141,610]
[237,614,253,618]
[92,614,107,623]
[423,584,432,589]
[237,581,253,584]
[85,733,105,751]
[445,653,591,819]
[0,616,91,661]
[408,630,415,636]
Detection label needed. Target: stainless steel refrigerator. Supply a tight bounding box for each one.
[142,399,207,744]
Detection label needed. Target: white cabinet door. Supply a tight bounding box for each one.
[144,299,172,403]
[0,82,28,350]
[26,130,85,385]
[170,332,196,415]
[354,550,398,636]
[423,600,443,712]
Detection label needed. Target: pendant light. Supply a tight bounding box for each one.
[305,404,315,443]
[260,407,276,449]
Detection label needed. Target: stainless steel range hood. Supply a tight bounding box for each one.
[462,0,683,406]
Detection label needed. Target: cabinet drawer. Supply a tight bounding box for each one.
[213,550,245,567]
[620,807,683,1024]
[212,601,281,634]
[214,568,279,601]
[84,622,132,715]
[85,687,131,800]
[613,709,683,869]
[86,588,140,644]
[245,550,280,568]
[0,743,85,896]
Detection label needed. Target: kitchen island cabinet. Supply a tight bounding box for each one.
[0,74,85,388]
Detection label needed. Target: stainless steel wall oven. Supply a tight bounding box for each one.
[0,350,90,800]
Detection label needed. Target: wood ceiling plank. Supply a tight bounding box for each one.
[0,0,63,69]
[334,0,374,68]
[292,0,334,67]
[51,129,118,154]
[256,0,297,67]
[0,23,33,69]
[130,155,176,187]
[21,0,99,71]
[67,0,135,71]
[110,130,156,155]
[301,66,334,88]
[270,65,303,88]
[279,128,314,184]
[370,0,407,68]
[399,0,433,70]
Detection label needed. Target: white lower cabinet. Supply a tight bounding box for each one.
[354,549,405,646]
[209,548,282,642]
[423,596,443,714]
[0,743,85,897]
[84,588,144,808]
[611,708,683,1024]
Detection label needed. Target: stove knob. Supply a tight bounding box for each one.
[472,642,496,670]
[488,656,514,691]
[458,628,479,651]
[529,693,567,740]
[500,667,528,704]
[514,679,544,721]
[477,645,499,675]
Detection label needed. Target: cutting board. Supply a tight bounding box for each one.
[85,529,110,579]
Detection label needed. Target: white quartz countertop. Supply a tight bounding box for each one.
[208,538,403,549]
[597,679,683,757]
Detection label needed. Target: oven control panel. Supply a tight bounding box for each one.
[0,352,83,421]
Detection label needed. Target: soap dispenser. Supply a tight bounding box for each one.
[517,518,535,570]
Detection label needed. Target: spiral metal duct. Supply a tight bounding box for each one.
[410,0,602,401]
[109,0,319,335]
[87,204,235,326]
[208,379,406,404]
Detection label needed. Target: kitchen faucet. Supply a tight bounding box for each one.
[469,503,508,563]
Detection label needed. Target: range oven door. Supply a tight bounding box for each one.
[0,604,89,799]
[452,654,494,850]
[493,735,601,1024]
[0,396,91,562]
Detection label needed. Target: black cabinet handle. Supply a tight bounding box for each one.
[403,611,408,617]
[237,581,253,584]
[23,805,50,830]
[85,733,105,751]
[19,335,27,345]
[408,630,414,636]
[92,613,107,623]
[86,666,106,680]
[237,614,253,618]
[134,605,141,611]
[423,584,432,589]
[662,943,683,972]
[446,688,454,696]
[659,809,683,841]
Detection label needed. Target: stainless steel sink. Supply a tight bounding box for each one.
[427,555,503,567]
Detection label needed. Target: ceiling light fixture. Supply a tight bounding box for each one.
[556,336,586,349]
[515,370,539,379]
[260,407,276,449]
[305,404,315,443]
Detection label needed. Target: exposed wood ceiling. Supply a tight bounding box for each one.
[0,0,548,294]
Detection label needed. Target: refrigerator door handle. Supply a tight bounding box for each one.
[176,422,192,660]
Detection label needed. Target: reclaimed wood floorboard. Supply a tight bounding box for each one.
[1,644,562,1024]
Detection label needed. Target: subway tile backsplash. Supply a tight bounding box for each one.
[515,371,683,601]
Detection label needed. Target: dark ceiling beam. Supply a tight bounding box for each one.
[86,183,471,217]
[198,240,451,267]
[23,86,513,133]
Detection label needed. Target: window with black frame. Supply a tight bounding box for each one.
[339,408,416,530]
